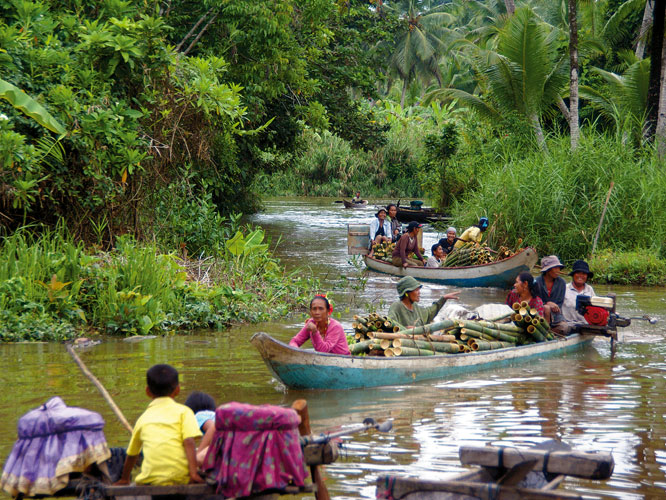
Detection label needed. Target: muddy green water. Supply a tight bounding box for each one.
[2,198,666,499]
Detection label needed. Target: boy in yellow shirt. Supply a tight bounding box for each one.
[115,364,203,485]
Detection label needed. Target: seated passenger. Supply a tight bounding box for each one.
[387,204,402,242]
[369,207,391,254]
[388,276,460,329]
[535,255,569,334]
[426,243,444,268]
[391,222,426,267]
[289,295,351,355]
[454,217,489,249]
[184,392,217,467]
[115,364,203,485]
[562,260,595,325]
[352,191,363,203]
[505,271,545,316]
[438,227,458,255]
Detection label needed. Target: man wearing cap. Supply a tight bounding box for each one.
[562,260,596,326]
[454,217,488,249]
[535,255,569,334]
[369,207,392,256]
[388,276,460,328]
[392,221,426,267]
[438,227,458,255]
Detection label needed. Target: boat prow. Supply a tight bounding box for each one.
[363,247,538,289]
[250,332,593,390]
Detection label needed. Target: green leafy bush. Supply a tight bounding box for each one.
[589,250,666,286]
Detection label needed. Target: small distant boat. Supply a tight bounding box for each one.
[396,205,449,223]
[342,199,368,208]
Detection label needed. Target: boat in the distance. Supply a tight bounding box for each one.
[396,205,449,223]
[250,332,593,390]
[363,247,538,289]
[342,199,368,208]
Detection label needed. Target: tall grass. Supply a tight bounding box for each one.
[448,132,666,262]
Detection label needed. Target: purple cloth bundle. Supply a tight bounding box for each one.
[1,397,111,497]
[202,402,307,497]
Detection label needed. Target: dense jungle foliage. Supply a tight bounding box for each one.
[2,0,666,340]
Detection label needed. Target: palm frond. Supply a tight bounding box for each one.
[602,0,645,46]
[423,87,500,121]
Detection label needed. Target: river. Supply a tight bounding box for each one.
[1,197,665,499]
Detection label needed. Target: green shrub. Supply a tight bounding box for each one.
[589,249,666,286]
[447,132,666,261]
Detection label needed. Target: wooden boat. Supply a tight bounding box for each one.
[363,247,538,289]
[250,332,594,390]
[342,199,368,208]
[396,205,450,223]
[377,444,614,500]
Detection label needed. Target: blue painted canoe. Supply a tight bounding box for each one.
[364,247,538,289]
[250,332,593,390]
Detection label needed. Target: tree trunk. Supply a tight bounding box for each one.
[401,78,408,108]
[504,0,515,16]
[530,113,547,151]
[656,32,666,159]
[569,0,580,150]
[636,0,654,60]
[646,0,666,140]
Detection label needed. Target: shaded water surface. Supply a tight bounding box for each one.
[2,198,666,499]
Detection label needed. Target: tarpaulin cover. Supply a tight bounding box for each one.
[202,402,306,497]
[1,397,111,497]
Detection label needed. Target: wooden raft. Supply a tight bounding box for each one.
[377,445,614,500]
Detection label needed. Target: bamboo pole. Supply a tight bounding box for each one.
[66,344,133,434]
[396,347,435,356]
[395,319,457,336]
[369,332,456,342]
[458,321,520,343]
[477,320,523,334]
[393,338,460,354]
[350,340,373,355]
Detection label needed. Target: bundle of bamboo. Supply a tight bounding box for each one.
[442,242,492,267]
[348,308,555,357]
[510,301,553,341]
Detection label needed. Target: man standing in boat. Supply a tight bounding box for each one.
[388,276,460,328]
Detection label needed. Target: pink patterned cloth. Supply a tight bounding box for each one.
[202,402,307,497]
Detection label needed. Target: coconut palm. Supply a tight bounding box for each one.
[425,7,568,149]
[384,0,457,106]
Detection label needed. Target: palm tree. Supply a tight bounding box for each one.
[385,0,456,106]
[425,7,568,149]
[579,54,650,144]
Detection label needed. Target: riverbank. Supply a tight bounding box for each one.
[0,225,315,342]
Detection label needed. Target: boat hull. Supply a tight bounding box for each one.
[342,199,368,208]
[364,247,537,289]
[250,332,594,390]
[396,207,449,223]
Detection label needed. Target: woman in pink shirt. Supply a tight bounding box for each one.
[289,295,351,355]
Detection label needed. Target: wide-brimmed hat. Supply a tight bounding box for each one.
[397,276,422,297]
[375,207,387,217]
[569,260,594,279]
[541,255,565,273]
[406,221,423,232]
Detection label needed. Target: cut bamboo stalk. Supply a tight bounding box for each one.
[458,321,519,343]
[477,321,523,334]
[379,339,391,350]
[384,348,395,357]
[526,325,546,342]
[396,346,435,356]
[512,302,521,311]
[394,319,456,337]
[350,340,373,355]
[393,338,460,354]
[520,301,529,308]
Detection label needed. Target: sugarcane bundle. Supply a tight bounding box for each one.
[371,241,395,262]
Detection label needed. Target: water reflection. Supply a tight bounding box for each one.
[1,198,665,499]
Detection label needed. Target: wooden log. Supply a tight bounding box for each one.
[292,400,330,500]
[459,446,614,480]
[392,338,460,354]
[375,476,584,500]
[396,346,435,356]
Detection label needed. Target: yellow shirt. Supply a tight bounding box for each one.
[454,226,482,248]
[127,397,203,485]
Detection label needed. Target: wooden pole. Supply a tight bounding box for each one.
[66,344,133,434]
[591,181,614,256]
[292,400,330,500]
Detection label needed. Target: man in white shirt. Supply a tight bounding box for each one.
[562,260,595,325]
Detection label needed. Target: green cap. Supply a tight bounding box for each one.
[397,276,422,297]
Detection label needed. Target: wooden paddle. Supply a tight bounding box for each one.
[292,399,330,500]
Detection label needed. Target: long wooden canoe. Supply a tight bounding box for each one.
[250,332,593,390]
[364,247,538,289]
[342,199,368,208]
[396,206,450,223]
